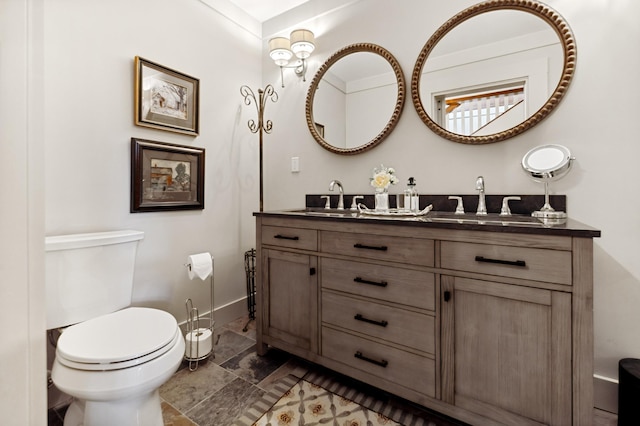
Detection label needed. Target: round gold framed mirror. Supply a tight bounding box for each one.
[306,43,406,155]
[411,0,576,144]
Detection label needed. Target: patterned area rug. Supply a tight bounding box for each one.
[234,372,463,426]
[236,376,401,426]
[253,379,400,425]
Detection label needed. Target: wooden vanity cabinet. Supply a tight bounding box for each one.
[441,276,572,425]
[255,215,596,426]
[320,235,438,400]
[439,235,580,425]
[257,222,319,359]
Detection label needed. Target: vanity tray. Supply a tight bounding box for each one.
[357,204,433,217]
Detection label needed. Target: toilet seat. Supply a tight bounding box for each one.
[56,307,181,371]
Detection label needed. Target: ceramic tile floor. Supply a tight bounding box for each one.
[48,314,619,426]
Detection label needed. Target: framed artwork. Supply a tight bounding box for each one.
[315,122,325,138]
[134,56,199,136]
[131,138,205,212]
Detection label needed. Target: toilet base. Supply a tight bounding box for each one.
[63,390,163,426]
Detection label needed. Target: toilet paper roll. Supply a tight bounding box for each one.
[184,328,213,360]
[187,252,213,280]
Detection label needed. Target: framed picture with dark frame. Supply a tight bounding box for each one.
[134,56,200,136]
[131,138,205,212]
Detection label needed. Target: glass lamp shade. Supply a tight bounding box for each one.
[268,37,293,66]
[290,29,315,59]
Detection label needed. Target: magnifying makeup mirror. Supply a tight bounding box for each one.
[522,144,574,219]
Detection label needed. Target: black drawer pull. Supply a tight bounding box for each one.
[475,255,526,267]
[354,277,388,287]
[274,234,299,241]
[354,351,388,368]
[353,243,388,251]
[354,314,388,327]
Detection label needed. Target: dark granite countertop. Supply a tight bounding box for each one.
[254,208,601,238]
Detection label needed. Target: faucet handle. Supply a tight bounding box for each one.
[500,196,521,216]
[448,196,465,214]
[320,195,331,209]
[350,195,364,210]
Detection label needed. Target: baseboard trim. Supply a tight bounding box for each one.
[178,296,249,334]
[594,374,618,414]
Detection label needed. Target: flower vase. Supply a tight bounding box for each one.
[374,188,389,212]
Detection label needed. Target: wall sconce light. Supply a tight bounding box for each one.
[268,29,315,88]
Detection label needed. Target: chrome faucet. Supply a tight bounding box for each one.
[329,180,344,210]
[476,176,487,215]
[500,196,521,216]
[350,195,364,210]
[448,196,465,214]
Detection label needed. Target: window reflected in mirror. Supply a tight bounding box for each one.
[437,83,525,136]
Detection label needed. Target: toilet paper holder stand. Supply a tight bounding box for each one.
[184,257,215,371]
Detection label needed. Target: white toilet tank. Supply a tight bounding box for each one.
[45,230,144,330]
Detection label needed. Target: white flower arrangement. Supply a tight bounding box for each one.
[370,164,399,190]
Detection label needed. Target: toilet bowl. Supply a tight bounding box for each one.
[52,307,185,426]
[45,230,184,426]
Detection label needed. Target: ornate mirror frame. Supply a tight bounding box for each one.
[306,43,406,155]
[411,0,577,145]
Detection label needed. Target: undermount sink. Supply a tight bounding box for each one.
[284,208,565,227]
[425,212,555,227]
[287,208,358,217]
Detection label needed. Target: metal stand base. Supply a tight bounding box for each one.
[243,249,256,333]
[532,180,567,220]
[184,349,213,363]
[532,209,567,219]
[183,258,215,372]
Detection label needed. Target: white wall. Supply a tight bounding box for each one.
[261,0,640,411]
[347,79,398,146]
[314,77,346,147]
[43,0,262,325]
[39,0,263,409]
[0,0,47,422]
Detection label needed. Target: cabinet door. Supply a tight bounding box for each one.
[441,276,571,426]
[261,249,318,354]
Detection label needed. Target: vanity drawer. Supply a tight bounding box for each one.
[321,258,435,310]
[322,326,436,398]
[320,231,434,267]
[262,225,317,251]
[440,241,572,285]
[322,291,435,354]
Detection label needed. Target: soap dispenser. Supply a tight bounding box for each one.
[405,177,419,213]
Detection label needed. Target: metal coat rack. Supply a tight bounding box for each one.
[240,85,277,331]
[240,84,278,212]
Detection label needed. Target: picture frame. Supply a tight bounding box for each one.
[315,122,325,138]
[134,56,200,136]
[131,138,205,212]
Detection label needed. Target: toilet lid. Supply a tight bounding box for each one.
[56,307,180,371]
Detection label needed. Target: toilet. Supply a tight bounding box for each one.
[46,230,185,426]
